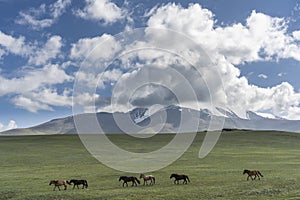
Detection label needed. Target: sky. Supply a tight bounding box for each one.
[0,0,300,131]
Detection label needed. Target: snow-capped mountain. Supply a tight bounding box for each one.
[1,106,300,135]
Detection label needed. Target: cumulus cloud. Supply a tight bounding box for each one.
[0,31,32,58]
[0,120,18,132]
[148,4,300,63]
[0,64,73,96]
[74,0,125,24]
[78,3,300,119]
[15,0,71,30]
[70,33,120,61]
[292,30,300,40]
[28,35,63,65]
[12,88,72,112]
[0,31,63,65]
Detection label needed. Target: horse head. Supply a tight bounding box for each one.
[139,174,144,179]
[243,169,248,174]
[170,174,176,179]
[49,180,56,185]
[66,180,72,185]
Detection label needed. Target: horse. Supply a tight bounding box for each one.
[139,173,155,186]
[67,179,88,189]
[119,176,140,187]
[170,173,190,184]
[49,180,68,191]
[243,169,263,180]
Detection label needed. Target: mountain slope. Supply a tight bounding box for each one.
[1,106,300,135]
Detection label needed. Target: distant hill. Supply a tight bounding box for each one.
[2,105,300,135]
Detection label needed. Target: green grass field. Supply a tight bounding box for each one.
[0,131,300,200]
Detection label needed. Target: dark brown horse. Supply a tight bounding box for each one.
[170,173,190,184]
[243,169,263,180]
[49,180,68,191]
[67,179,88,189]
[119,176,140,187]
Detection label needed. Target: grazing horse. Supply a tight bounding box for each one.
[243,169,263,180]
[119,176,140,187]
[139,173,155,185]
[67,179,88,189]
[170,173,190,184]
[49,180,68,191]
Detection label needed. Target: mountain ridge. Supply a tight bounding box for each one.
[1,106,300,135]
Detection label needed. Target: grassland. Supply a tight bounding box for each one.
[0,130,300,200]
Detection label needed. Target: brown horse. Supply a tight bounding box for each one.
[170,173,190,184]
[243,169,263,180]
[139,173,155,185]
[49,180,68,191]
[119,176,140,187]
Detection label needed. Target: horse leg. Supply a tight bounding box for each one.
[257,174,260,180]
[77,184,79,189]
[64,185,67,190]
[247,175,250,181]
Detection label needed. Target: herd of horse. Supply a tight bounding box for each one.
[49,179,88,191]
[49,169,263,190]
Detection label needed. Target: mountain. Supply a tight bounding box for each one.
[1,106,300,135]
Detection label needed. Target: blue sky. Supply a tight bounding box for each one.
[0,0,300,131]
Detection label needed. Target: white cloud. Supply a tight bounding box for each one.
[74,0,125,24]
[147,4,300,63]
[70,33,121,62]
[16,0,71,30]
[12,88,72,113]
[50,0,72,19]
[12,95,53,113]
[28,35,63,65]
[278,72,286,77]
[0,64,73,96]
[0,31,32,57]
[0,120,18,132]
[0,31,63,65]
[258,74,268,79]
[292,30,300,39]
[97,3,300,120]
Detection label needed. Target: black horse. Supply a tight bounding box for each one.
[170,173,190,184]
[119,176,140,187]
[67,179,88,189]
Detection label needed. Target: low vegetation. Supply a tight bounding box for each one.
[0,130,299,199]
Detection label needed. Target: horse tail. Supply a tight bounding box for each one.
[186,176,190,182]
[153,177,155,184]
[257,171,263,177]
[135,177,140,184]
